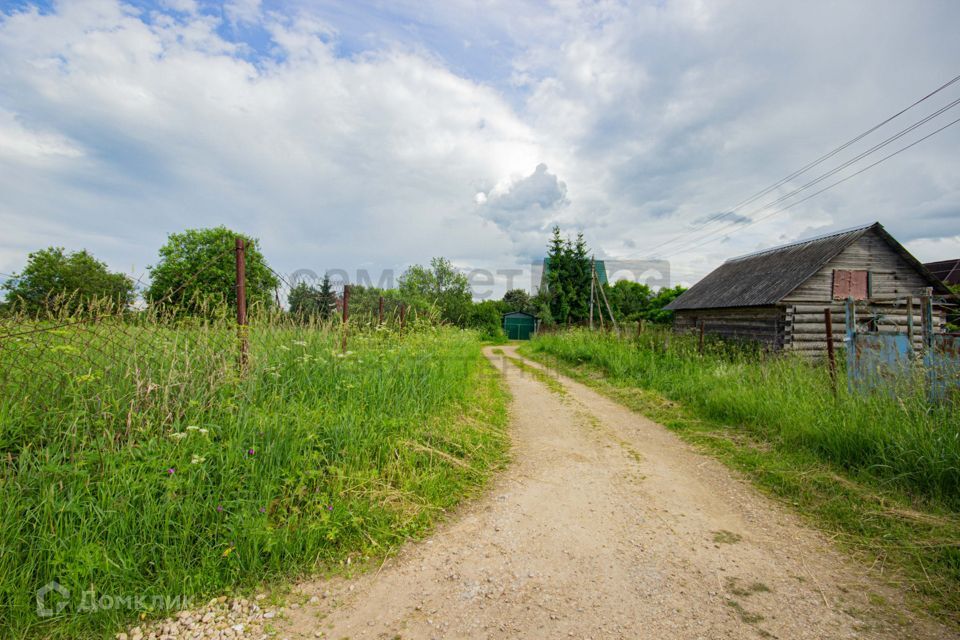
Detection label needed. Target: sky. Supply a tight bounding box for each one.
[1,0,958,298]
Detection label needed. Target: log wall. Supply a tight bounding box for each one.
[673,307,785,349]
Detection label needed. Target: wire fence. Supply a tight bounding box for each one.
[0,238,432,466]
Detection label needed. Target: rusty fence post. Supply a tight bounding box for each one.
[399,303,407,332]
[341,284,350,353]
[824,307,837,393]
[235,237,248,371]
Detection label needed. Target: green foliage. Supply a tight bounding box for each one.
[645,285,687,323]
[398,257,472,326]
[146,227,278,314]
[543,226,593,324]
[288,274,336,321]
[468,300,507,341]
[2,247,134,314]
[0,320,508,638]
[604,280,653,321]
[502,289,533,313]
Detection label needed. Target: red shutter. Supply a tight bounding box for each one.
[850,270,868,300]
[833,270,868,300]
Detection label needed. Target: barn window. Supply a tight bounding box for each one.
[832,269,869,300]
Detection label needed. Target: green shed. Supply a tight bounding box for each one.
[502,311,539,340]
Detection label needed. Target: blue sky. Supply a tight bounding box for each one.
[1,0,959,295]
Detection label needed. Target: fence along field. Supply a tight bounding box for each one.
[522,327,960,621]
[0,241,509,639]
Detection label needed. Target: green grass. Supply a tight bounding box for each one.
[520,329,960,624]
[0,314,508,638]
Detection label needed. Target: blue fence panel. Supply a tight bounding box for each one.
[925,334,960,403]
[846,333,913,393]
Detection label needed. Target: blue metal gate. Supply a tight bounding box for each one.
[846,297,960,402]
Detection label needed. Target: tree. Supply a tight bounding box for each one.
[605,280,653,321]
[399,257,472,325]
[468,300,507,340]
[569,233,592,321]
[545,226,570,323]
[146,227,278,314]
[288,274,336,320]
[543,227,593,324]
[645,285,688,324]
[317,274,337,320]
[502,288,532,313]
[3,247,134,314]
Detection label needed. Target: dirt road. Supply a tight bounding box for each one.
[280,345,953,639]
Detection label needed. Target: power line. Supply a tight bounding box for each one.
[661,114,960,258]
[655,95,960,257]
[641,72,960,256]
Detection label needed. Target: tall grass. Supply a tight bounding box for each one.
[529,329,960,507]
[0,309,507,638]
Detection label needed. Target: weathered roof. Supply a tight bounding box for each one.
[666,222,950,311]
[924,259,960,285]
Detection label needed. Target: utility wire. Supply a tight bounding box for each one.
[655,95,960,257]
[641,72,960,256]
[661,115,960,258]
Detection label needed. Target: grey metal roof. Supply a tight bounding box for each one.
[924,259,960,285]
[665,222,949,311]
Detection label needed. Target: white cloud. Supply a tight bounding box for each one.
[0,0,958,293]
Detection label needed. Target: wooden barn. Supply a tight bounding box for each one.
[665,222,952,357]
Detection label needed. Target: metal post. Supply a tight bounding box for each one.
[341,284,350,353]
[378,296,384,325]
[235,237,248,370]
[825,307,837,393]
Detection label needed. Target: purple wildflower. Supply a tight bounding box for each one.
[326,504,334,512]
[247,448,256,456]
[216,504,224,512]
[166,467,175,475]
[259,507,266,513]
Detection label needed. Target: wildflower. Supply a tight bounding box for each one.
[199,428,209,435]
[216,504,224,512]
[191,454,205,465]
[186,425,200,431]
[247,448,256,456]
[294,340,307,347]
[166,467,175,475]
[259,507,266,513]
[170,432,187,441]
[326,504,334,512]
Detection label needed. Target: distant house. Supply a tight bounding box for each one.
[664,222,951,357]
[924,259,960,286]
